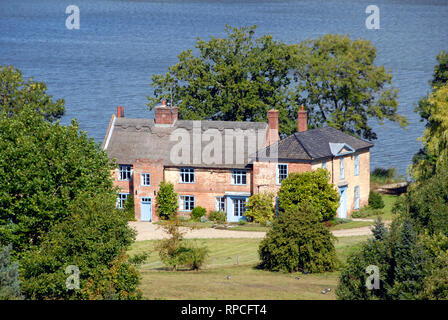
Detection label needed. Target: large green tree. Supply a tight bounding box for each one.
[148,27,407,139]
[293,34,407,140]
[19,193,141,300]
[147,25,301,136]
[0,107,115,253]
[412,51,448,182]
[0,65,65,122]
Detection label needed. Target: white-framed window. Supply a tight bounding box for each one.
[117,193,129,209]
[215,196,226,212]
[179,168,195,183]
[340,158,345,180]
[179,195,195,211]
[231,170,247,185]
[118,165,132,181]
[233,198,247,217]
[322,161,327,170]
[141,173,151,186]
[276,164,288,185]
[354,186,360,210]
[354,154,360,176]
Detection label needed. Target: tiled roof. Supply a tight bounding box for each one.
[253,126,374,162]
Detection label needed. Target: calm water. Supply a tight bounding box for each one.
[1,0,447,174]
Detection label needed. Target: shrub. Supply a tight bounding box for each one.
[277,169,339,221]
[336,218,429,300]
[156,216,208,271]
[191,206,206,222]
[238,219,246,225]
[156,181,178,220]
[0,245,22,300]
[208,211,226,224]
[368,191,385,209]
[352,207,383,218]
[19,193,141,300]
[259,205,337,273]
[245,192,275,224]
[123,195,136,221]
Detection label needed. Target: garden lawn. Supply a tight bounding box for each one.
[129,236,368,300]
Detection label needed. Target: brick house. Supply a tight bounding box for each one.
[103,103,373,222]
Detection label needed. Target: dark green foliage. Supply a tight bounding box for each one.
[0,244,22,300]
[372,167,397,179]
[277,169,339,221]
[259,205,337,273]
[208,210,227,224]
[148,27,405,139]
[0,65,65,122]
[371,219,388,241]
[400,162,448,236]
[336,219,429,300]
[190,206,206,222]
[0,107,115,252]
[147,25,299,137]
[123,195,136,221]
[19,193,141,300]
[156,181,178,220]
[244,192,275,224]
[368,191,385,209]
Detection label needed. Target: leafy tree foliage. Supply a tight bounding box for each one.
[293,34,406,140]
[19,193,141,300]
[259,205,337,273]
[337,218,428,300]
[0,65,65,122]
[148,27,404,139]
[368,190,385,209]
[155,181,178,220]
[147,25,298,136]
[0,107,115,253]
[411,84,448,182]
[244,192,275,224]
[412,51,448,181]
[0,244,22,300]
[277,169,339,221]
[400,161,448,236]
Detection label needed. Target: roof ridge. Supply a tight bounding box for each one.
[293,133,312,160]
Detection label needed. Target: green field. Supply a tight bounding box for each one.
[129,236,368,300]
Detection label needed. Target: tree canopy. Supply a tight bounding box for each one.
[148,26,406,139]
[0,107,115,253]
[0,65,65,122]
[412,51,448,182]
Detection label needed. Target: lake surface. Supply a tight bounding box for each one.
[1,0,447,174]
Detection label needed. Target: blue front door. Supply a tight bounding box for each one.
[338,186,347,218]
[141,197,152,221]
[227,196,248,222]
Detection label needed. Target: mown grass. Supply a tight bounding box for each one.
[129,236,368,300]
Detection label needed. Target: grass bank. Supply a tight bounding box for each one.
[130,236,368,300]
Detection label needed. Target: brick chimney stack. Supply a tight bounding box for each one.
[267,109,280,146]
[117,106,124,118]
[298,105,307,132]
[154,100,178,125]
